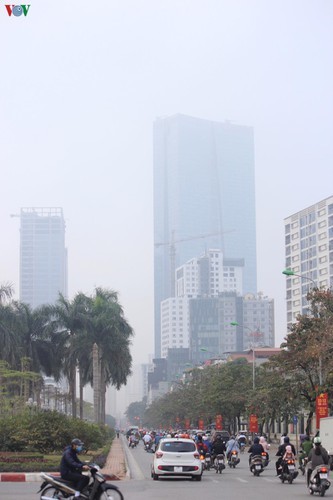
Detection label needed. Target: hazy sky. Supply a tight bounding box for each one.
[1,0,332,366]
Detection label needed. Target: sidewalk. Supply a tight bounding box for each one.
[0,436,129,482]
[101,435,129,480]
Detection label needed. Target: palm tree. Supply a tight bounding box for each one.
[0,302,20,368]
[86,288,133,424]
[0,283,13,303]
[51,293,91,418]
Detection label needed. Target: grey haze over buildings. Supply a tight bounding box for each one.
[19,207,68,308]
[154,114,257,357]
[1,1,333,367]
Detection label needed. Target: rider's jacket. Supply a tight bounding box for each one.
[60,446,85,477]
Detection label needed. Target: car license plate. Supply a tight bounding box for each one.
[320,473,328,479]
[255,465,261,470]
[174,466,183,472]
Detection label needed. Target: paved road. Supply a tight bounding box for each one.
[0,443,312,500]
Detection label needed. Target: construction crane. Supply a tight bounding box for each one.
[155,229,235,296]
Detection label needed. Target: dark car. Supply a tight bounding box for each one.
[212,430,230,445]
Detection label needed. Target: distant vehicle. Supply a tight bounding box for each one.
[319,417,333,459]
[151,438,203,481]
[212,430,230,444]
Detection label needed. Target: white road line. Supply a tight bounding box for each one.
[236,477,248,482]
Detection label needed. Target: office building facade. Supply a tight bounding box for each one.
[161,249,244,358]
[20,207,68,308]
[154,114,257,356]
[284,196,333,329]
[190,292,274,364]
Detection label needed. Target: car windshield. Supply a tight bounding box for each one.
[161,441,196,452]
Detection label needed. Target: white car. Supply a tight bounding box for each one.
[151,438,203,481]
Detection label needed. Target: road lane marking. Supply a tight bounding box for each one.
[236,477,248,482]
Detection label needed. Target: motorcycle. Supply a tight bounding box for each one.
[38,464,124,500]
[299,455,308,476]
[261,451,269,468]
[205,452,212,471]
[129,438,137,448]
[199,452,206,470]
[144,442,153,453]
[228,450,240,468]
[308,465,331,496]
[239,442,246,454]
[279,458,299,484]
[250,454,264,476]
[213,454,225,474]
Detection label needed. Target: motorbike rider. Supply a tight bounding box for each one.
[237,432,246,450]
[202,435,212,453]
[60,438,90,499]
[248,436,264,465]
[143,432,152,449]
[307,436,330,487]
[129,433,137,447]
[283,444,295,461]
[226,435,240,460]
[196,434,208,456]
[259,435,270,463]
[275,436,296,476]
[211,434,226,458]
[299,434,312,469]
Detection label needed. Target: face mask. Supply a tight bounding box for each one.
[76,446,83,452]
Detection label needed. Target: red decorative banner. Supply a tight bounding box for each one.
[198,419,205,430]
[185,418,191,429]
[316,393,329,429]
[249,414,258,433]
[215,414,223,430]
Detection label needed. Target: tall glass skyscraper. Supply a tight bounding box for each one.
[20,207,68,308]
[153,114,257,357]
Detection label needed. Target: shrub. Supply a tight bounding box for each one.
[0,409,113,453]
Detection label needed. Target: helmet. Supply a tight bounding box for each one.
[71,438,84,446]
[253,437,260,444]
[314,437,321,445]
[216,435,222,440]
[284,436,290,443]
[231,435,235,440]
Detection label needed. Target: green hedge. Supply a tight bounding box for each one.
[0,450,110,472]
[0,409,113,453]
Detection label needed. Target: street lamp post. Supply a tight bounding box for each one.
[199,347,229,361]
[230,322,256,390]
[282,268,317,287]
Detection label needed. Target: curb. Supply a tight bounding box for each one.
[0,472,54,482]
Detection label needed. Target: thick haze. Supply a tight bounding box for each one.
[1,1,332,365]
